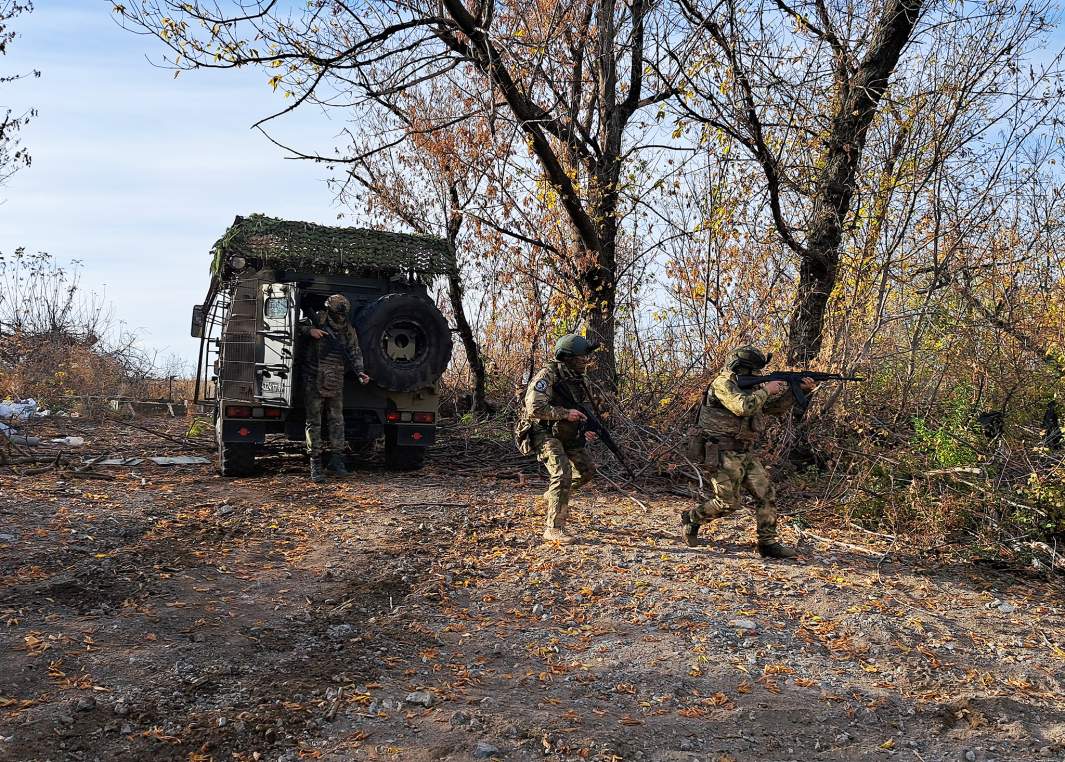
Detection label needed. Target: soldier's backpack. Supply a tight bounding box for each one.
[513,378,534,455]
[685,384,722,470]
[514,418,534,456]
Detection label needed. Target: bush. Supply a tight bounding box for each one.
[0,249,155,409]
[1020,464,1065,535]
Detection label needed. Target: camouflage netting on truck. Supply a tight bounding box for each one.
[210,214,455,277]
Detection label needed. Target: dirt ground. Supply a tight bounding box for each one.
[2,419,1065,762]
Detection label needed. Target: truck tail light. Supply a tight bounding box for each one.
[263,407,283,418]
[225,405,252,418]
[385,410,435,424]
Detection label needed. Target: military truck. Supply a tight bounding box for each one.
[190,214,454,476]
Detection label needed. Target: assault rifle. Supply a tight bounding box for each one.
[552,380,634,477]
[304,308,364,377]
[735,370,863,410]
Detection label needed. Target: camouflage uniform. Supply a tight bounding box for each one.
[686,367,795,546]
[299,305,363,459]
[515,361,597,533]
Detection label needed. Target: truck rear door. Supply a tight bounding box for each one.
[256,283,297,407]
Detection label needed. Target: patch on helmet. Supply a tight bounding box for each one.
[534,379,549,393]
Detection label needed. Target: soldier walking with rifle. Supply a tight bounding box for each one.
[515,334,610,544]
[299,294,370,483]
[681,345,820,558]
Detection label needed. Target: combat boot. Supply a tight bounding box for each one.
[309,458,324,484]
[542,527,576,544]
[757,541,797,559]
[680,510,702,547]
[326,453,349,476]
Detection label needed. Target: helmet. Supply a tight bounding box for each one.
[325,294,350,314]
[554,334,600,360]
[726,345,770,372]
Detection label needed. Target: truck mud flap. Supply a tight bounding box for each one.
[220,419,266,444]
[389,424,435,447]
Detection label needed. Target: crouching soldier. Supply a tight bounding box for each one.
[681,345,813,558]
[299,294,370,483]
[515,334,599,543]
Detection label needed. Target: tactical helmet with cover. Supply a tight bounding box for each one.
[726,345,771,373]
[554,334,599,360]
[325,294,351,316]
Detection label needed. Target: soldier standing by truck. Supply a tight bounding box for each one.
[515,334,600,544]
[300,294,370,483]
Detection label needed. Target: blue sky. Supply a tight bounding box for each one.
[0,2,345,368]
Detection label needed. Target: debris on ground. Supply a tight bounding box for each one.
[49,436,84,447]
[147,455,211,465]
[0,398,43,421]
[0,418,1063,761]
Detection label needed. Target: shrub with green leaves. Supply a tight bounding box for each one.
[911,411,979,469]
[1019,466,1065,534]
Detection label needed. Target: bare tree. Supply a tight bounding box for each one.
[670,0,1057,365]
[339,87,506,414]
[0,249,109,345]
[0,1,37,186]
[114,0,680,385]
[0,249,155,402]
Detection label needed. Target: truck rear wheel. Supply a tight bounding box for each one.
[218,441,256,476]
[384,431,426,471]
[216,412,256,476]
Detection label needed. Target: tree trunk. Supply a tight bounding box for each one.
[435,0,651,388]
[446,269,488,415]
[583,260,617,389]
[583,193,619,389]
[786,0,923,364]
[445,189,490,415]
[788,252,837,366]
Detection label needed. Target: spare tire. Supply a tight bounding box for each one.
[355,292,452,392]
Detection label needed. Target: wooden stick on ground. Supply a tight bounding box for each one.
[112,419,213,451]
[596,470,653,513]
[796,527,889,559]
[393,503,470,509]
